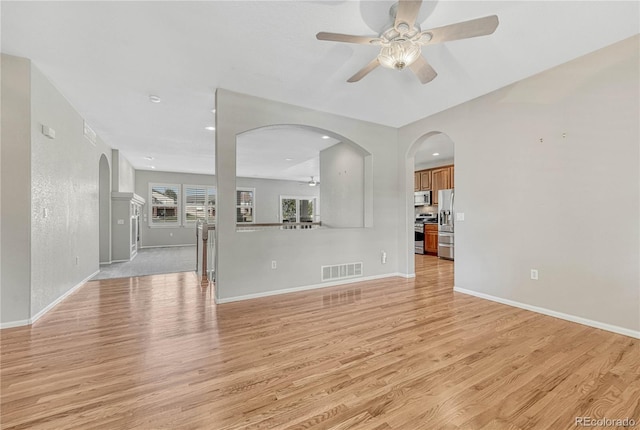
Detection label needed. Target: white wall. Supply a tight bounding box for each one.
[399,36,640,334]
[215,89,399,302]
[1,54,32,325]
[117,150,135,192]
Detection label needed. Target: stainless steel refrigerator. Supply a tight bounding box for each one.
[438,189,454,260]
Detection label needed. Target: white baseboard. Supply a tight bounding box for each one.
[453,286,640,339]
[0,270,99,330]
[397,273,416,279]
[216,272,407,304]
[0,319,31,329]
[139,244,195,249]
[100,261,112,265]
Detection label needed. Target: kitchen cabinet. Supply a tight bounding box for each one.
[425,224,438,255]
[419,170,432,191]
[431,167,452,205]
[414,172,420,191]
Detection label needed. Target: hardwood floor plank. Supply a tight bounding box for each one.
[1,257,638,429]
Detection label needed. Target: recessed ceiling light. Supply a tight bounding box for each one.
[285,158,293,161]
[205,126,215,131]
[149,95,161,103]
[144,156,154,161]
[321,135,330,139]
[148,165,156,169]
[432,152,440,156]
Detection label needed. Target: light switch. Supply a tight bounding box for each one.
[117,219,125,225]
[456,213,465,221]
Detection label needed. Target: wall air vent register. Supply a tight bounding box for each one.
[321,262,363,282]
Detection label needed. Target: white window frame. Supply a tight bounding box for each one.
[183,185,216,225]
[279,195,317,223]
[236,187,256,224]
[148,183,181,227]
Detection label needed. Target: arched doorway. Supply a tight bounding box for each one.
[99,154,111,264]
[407,131,455,280]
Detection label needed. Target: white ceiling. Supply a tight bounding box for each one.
[2,1,638,177]
[237,126,339,182]
[414,133,454,166]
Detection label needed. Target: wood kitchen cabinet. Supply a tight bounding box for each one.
[425,224,438,255]
[431,167,452,205]
[414,172,421,191]
[419,170,432,191]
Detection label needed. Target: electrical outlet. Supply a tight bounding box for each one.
[381,251,387,264]
[75,256,80,266]
[530,269,539,280]
[271,260,277,269]
[169,232,173,237]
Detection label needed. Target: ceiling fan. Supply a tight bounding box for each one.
[316,0,499,84]
[300,176,320,187]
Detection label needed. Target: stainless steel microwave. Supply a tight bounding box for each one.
[414,191,432,206]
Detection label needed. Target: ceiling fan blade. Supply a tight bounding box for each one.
[395,0,423,29]
[316,32,380,45]
[422,15,499,45]
[347,58,380,83]
[409,56,437,84]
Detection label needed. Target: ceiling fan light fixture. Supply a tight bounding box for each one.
[378,39,421,70]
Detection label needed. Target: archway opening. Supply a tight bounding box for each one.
[408,132,455,283]
[235,124,372,230]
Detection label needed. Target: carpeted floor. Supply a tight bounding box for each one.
[93,246,197,280]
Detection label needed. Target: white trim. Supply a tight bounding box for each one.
[1,270,99,330]
[149,182,181,227]
[216,272,406,304]
[139,244,195,249]
[110,258,130,263]
[398,273,416,278]
[236,187,256,224]
[453,286,640,339]
[0,319,31,329]
[100,260,112,265]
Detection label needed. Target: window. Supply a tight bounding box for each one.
[280,196,316,224]
[149,184,180,226]
[236,188,255,223]
[184,185,216,224]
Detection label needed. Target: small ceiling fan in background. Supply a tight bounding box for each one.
[300,176,320,187]
[316,0,499,83]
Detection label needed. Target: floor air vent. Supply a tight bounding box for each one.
[321,262,363,282]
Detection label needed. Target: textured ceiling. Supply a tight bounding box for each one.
[1,1,638,177]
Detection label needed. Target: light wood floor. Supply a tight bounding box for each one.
[1,257,638,429]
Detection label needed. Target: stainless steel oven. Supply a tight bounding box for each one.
[414,223,425,254]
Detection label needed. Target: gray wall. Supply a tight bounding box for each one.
[135,169,320,247]
[236,176,320,224]
[1,54,32,325]
[30,63,112,317]
[117,150,135,192]
[399,36,640,333]
[0,54,113,326]
[135,170,215,247]
[319,142,365,228]
[215,89,399,302]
